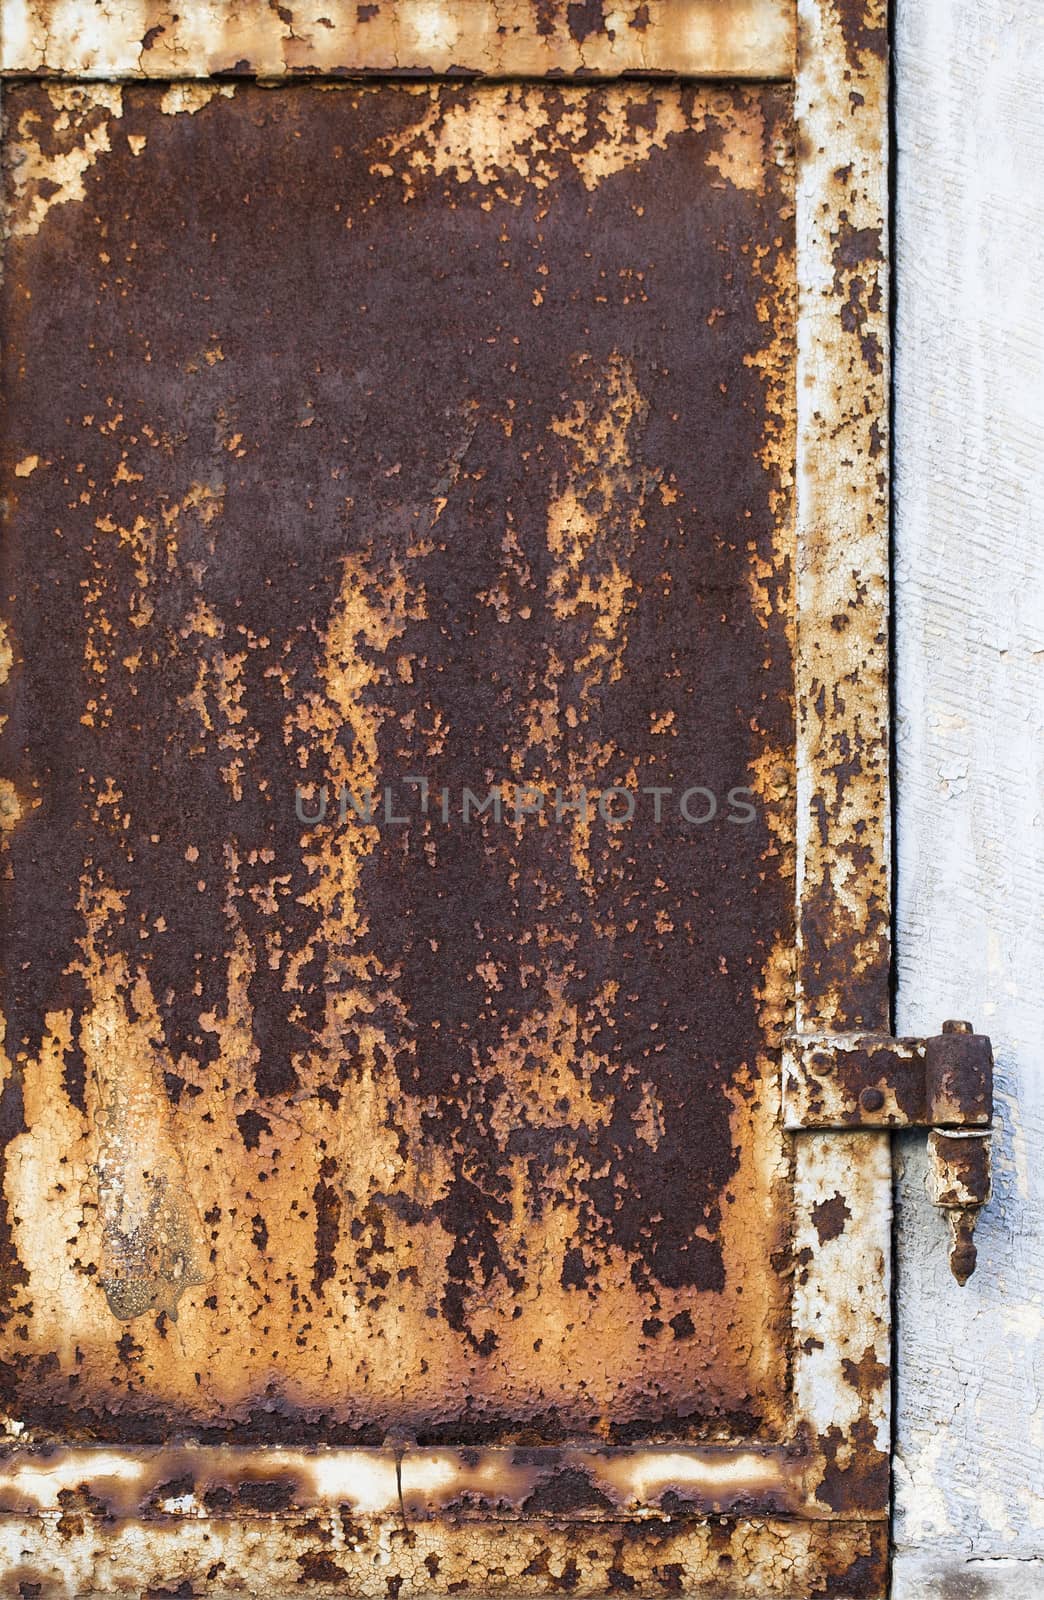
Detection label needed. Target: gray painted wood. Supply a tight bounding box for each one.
[893,0,1044,1583]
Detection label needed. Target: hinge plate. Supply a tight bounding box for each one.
[783,1024,993,1130]
[783,1021,994,1284]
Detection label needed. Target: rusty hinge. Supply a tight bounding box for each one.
[783,1020,993,1285]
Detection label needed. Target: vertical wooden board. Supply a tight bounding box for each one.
[892,0,1044,1587]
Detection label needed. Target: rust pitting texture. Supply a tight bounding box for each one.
[0,1512,889,1597]
[928,1132,991,1209]
[828,0,888,72]
[0,82,796,1447]
[925,1028,993,1124]
[793,0,890,1040]
[785,1033,927,1127]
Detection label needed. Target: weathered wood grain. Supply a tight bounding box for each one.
[893,0,1044,1589]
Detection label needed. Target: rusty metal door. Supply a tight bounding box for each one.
[0,3,891,1595]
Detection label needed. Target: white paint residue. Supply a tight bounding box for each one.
[159,84,236,117]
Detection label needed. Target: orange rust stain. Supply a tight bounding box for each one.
[0,80,797,1449]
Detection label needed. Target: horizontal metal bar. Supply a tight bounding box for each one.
[0,1441,818,1521]
[0,1,796,82]
[783,1029,993,1130]
[0,1511,893,1594]
[784,1032,929,1129]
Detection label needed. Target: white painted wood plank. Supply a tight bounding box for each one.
[893,0,1044,1581]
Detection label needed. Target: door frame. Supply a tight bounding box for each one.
[0,2,892,1593]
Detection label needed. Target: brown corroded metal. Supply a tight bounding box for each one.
[925,1018,995,1125]
[782,1026,994,1128]
[0,0,894,1595]
[784,1033,929,1127]
[0,1441,811,1518]
[784,1022,994,1286]
[792,1132,891,1517]
[0,0,797,80]
[0,1514,888,1598]
[927,1129,993,1211]
[927,1129,992,1286]
[794,0,890,1033]
[0,74,795,1448]
[790,0,892,1539]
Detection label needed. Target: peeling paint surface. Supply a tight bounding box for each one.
[0,0,897,1590]
[783,1027,993,1130]
[794,0,890,1035]
[892,0,1044,1588]
[0,0,797,81]
[0,1514,887,1599]
[0,78,798,1447]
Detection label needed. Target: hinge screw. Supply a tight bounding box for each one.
[859,1087,885,1113]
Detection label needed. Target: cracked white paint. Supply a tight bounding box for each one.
[157,83,235,117]
[0,0,795,79]
[893,0,1044,1591]
[5,83,123,239]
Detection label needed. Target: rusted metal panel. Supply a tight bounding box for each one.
[0,77,796,1443]
[0,0,894,1594]
[792,1133,891,1520]
[0,1,797,81]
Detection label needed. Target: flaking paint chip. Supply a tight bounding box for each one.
[0,781,22,830]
